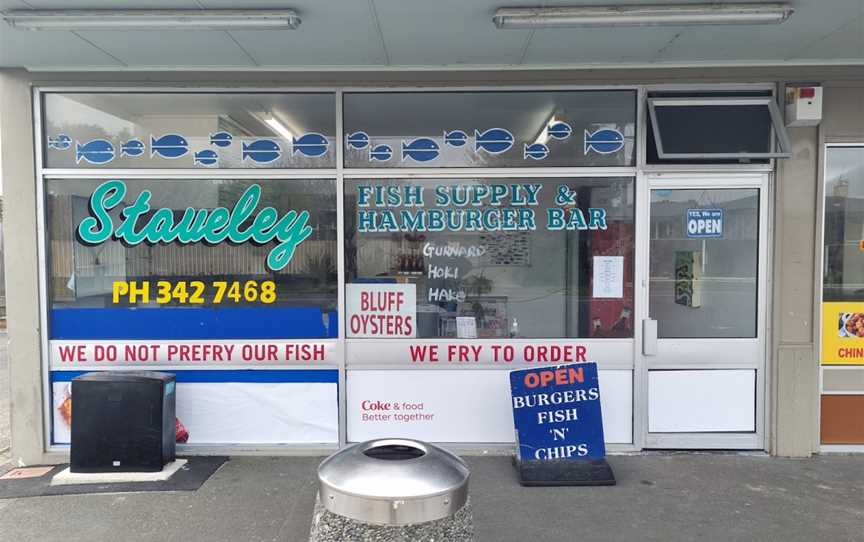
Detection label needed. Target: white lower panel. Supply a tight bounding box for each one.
[347,369,632,444]
[648,369,755,433]
[52,381,338,445]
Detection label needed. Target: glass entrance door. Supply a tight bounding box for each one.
[641,174,769,449]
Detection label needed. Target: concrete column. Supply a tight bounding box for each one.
[0,69,46,464]
[770,122,820,457]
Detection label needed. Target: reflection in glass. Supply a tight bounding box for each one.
[824,146,864,302]
[343,91,636,168]
[345,178,635,339]
[649,189,759,338]
[43,93,336,169]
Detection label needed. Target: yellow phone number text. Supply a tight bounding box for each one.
[112,280,277,305]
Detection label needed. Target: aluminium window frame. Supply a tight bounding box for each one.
[647,96,792,160]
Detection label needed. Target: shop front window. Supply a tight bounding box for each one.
[46,178,338,339]
[344,177,635,339]
[343,90,636,168]
[821,146,864,366]
[43,93,337,169]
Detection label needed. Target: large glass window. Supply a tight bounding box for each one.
[649,188,760,338]
[343,90,636,168]
[823,146,864,302]
[46,178,338,339]
[344,177,635,338]
[820,146,864,366]
[43,93,336,169]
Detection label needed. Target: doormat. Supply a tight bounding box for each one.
[0,456,227,499]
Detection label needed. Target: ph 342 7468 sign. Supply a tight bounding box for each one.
[686,208,724,238]
[509,362,606,461]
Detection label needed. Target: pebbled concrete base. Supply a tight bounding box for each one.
[309,495,473,542]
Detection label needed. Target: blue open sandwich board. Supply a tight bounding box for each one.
[509,362,615,486]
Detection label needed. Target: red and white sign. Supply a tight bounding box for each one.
[346,283,417,338]
[49,340,338,369]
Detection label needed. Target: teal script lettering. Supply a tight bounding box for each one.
[77,180,313,271]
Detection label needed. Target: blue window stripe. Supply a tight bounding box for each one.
[50,369,338,384]
[50,307,338,340]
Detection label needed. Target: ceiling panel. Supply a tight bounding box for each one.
[525,26,687,65]
[74,29,255,66]
[223,0,384,66]
[0,27,121,67]
[796,18,864,60]
[373,0,529,65]
[654,0,863,62]
[0,0,862,69]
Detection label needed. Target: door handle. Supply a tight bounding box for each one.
[643,319,658,356]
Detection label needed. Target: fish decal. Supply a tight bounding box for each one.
[210,132,233,148]
[474,128,514,155]
[120,139,145,157]
[242,139,282,164]
[346,131,370,150]
[401,138,439,162]
[584,128,624,155]
[547,121,572,141]
[293,133,329,157]
[369,144,393,161]
[47,134,72,150]
[444,130,468,147]
[523,142,549,161]
[76,139,115,165]
[194,149,219,167]
[150,134,189,159]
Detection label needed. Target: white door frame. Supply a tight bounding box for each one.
[636,172,771,450]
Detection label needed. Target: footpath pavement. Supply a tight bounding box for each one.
[0,453,861,542]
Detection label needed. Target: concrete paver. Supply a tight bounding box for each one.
[0,454,860,542]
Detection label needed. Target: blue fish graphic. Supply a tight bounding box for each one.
[75,139,114,165]
[346,131,370,150]
[47,134,72,150]
[150,134,189,159]
[547,121,572,141]
[474,128,514,155]
[523,142,549,161]
[444,130,468,147]
[120,139,145,157]
[401,138,439,162]
[210,132,233,147]
[584,128,624,155]
[242,139,282,164]
[293,133,329,157]
[194,149,219,166]
[369,144,393,162]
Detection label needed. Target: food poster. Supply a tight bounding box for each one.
[822,302,864,365]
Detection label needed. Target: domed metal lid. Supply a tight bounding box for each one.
[317,439,470,525]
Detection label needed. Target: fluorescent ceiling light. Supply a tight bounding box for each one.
[264,117,294,142]
[2,10,301,31]
[493,3,793,29]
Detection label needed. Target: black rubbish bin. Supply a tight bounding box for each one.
[70,371,176,473]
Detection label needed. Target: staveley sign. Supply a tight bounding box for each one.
[77,180,313,271]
